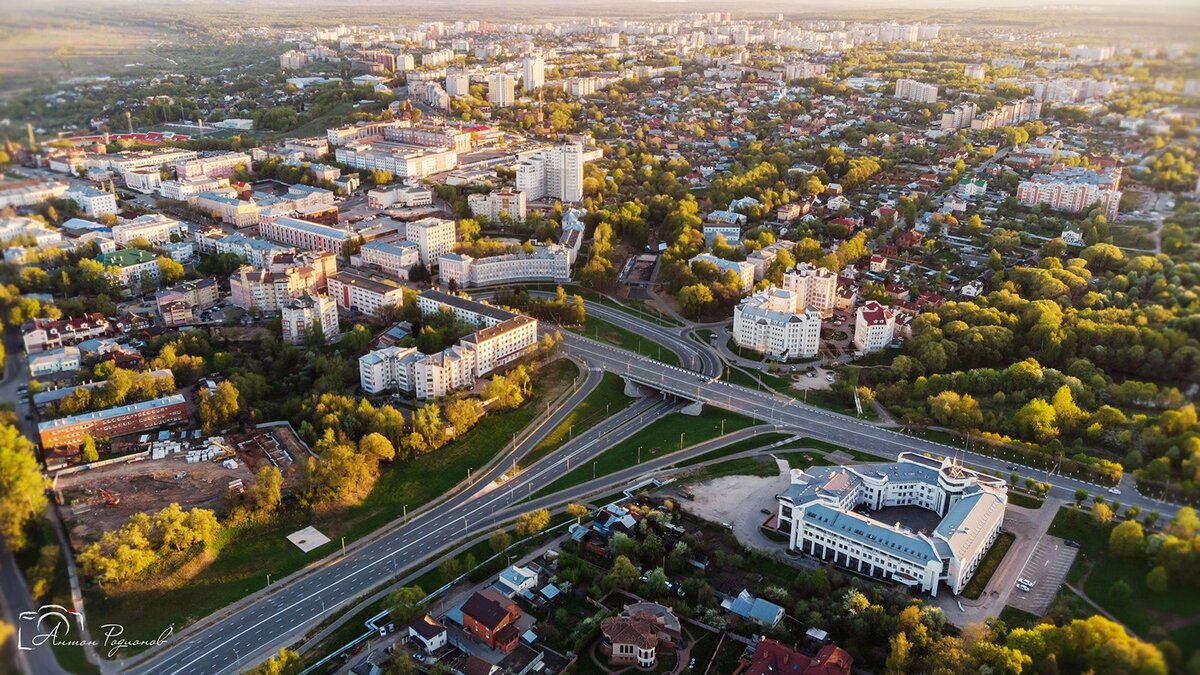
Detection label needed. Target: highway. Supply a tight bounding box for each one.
[556,332,1183,523]
[122,369,677,675]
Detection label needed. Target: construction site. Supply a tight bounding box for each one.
[53,424,309,545]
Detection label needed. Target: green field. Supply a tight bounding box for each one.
[685,456,780,480]
[1047,507,1200,658]
[776,450,834,469]
[522,372,632,469]
[572,316,682,367]
[674,432,795,468]
[961,532,1016,599]
[83,360,580,650]
[532,408,756,498]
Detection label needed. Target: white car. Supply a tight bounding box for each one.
[1108,487,1121,495]
[1016,583,1031,592]
[1018,578,1035,587]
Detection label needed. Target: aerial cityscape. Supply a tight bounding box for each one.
[0,1,1197,674]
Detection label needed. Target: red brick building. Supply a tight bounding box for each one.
[460,589,521,653]
[735,638,853,675]
[37,394,189,448]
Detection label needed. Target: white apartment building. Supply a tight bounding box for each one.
[259,217,353,254]
[368,184,433,209]
[732,288,822,360]
[782,263,838,317]
[438,245,571,288]
[174,152,252,180]
[515,144,585,203]
[360,291,537,399]
[335,140,458,179]
[446,73,471,98]
[326,269,407,317]
[487,73,516,107]
[123,168,162,194]
[894,79,938,103]
[688,253,756,293]
[405,217,456,266]
[65,186,118,217]
[467,188,527,223]
[112,214,183,247]
[965,63,986,80]
[28,346,83,378]
[229,265,323,313]
[360,240,420,278]
[778,453,1007,596]
[212,233,293,267]
[523,55,545,90]
[280,294,339,344]
[280,50,308,69]
[190,190,260,227]
[940,102,978,132]
[1016,166,1121,220]
[970,99,1042,131]
[854,301,896,353]
[0,178,69,208]
[160,176,223,201]
[96,248,160,289]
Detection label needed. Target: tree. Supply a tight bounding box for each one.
[249,465,283,512]
[0,425,49,551]
[358,432,396,463]
[677,284,714,319]
[445,399,484,434]
[247,648,302,675]
[1109,520,1144,557]
[886,631,911,674]
[605,555,639,591]
[198,381,240,433]
[1146,565,1168,593]
[386,586,427,625]
[81,435,99,463]
[1108,579,1133,605]
[1092,502,1114,526]
[157,257,185,285]
[515,509,550,536]
[645,567,668,595]
[489,529,512,554]
[566,503,589,523]
[1164,507,1198,538]
[438,557,462,583]
[1074,489,1088,507]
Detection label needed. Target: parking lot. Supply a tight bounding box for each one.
[1006,536,1079,615]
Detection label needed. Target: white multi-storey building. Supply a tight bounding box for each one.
[229,265,323,313]
[360,240,420,278]
[65,186,118,217]
[280,294,339,344]
[360,291,537,399]
[467,188,527,223]
[96,248,159,289]
[190,190,260,227]
[1016,166,1121,220]
[782,263,838,317]
[778,453,1007,596]
[334,141,458,179]
[894,79,938,103]
[487,73,516,107]
[259,217,353,254]
[112,214,183,247]
[515,144,585,203]
[405,217,456,266]
[438,245,571,288]
[970,99,1042,131]
[160,176,223,201]
[733,288,822,360]
[446,73,471,97]
[940,102,978,132]
[688,253,756,292]
[523,55,545,90]
[326,269,407,317]
[174,152,252,180]
[854,301,896,353]
[368,184,433,209]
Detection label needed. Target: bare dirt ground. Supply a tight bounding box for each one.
[676,460,792,554]
[56,426,305,545]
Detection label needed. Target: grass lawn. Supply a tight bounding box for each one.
[776,450,833,469]
[673,432,794,468]
[685,456,779,481]
[1007,491,1045,509]
[532,408,756,499]
[1047,507,1200,658]
[522,372,632,469]
[572,315,682,367]
[84,360,579,650]
[15,518,98,674]
[687,629,722,674]
[961,531,1016,599]
[998,605,1042,630]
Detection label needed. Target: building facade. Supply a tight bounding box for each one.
[733,288,822,360]
[515,144,585,203]
[782,263,838,316]
[37,394,190,448]
[853,301,896,353]
[280,294,339,344]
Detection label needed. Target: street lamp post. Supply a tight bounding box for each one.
[680,432,685,449]
[341,537,346,557]
[266,573,272,587]
[638,446,642,464]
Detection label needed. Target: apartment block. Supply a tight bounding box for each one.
[38,394,190,449]
[112,214,183,247]
[782,263,838,317]
[894,79,938,103]
[326,269,407,316]
[65,186,118,217]
[438,244,570,288]
[515,144,585,203]
[404,217,456,266]
[733,288,822,360]
[467,187,527,223]
[854,301,896,353]
[281,294,339,344]
[259,216,353,254]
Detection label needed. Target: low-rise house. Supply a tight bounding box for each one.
[724,589,785,627]
[407,614,447,654]
[460,589,522,653]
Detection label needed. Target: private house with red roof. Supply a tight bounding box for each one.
[460,589,521,653]
[735,637,853,675]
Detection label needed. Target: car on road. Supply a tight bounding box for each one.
[1108,487,1121,495]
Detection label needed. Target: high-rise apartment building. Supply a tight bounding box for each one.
[523,55,545,91]
[515,144,585,203]
[487,73,516,107]
[894,79,938,103]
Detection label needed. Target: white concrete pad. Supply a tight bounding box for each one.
[287,525,331,552]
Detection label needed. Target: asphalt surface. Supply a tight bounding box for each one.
[557,332,1183,523]
[119,368,675,675]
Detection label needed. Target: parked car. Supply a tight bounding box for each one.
[1018,578,1035,587]
[1108,487,1121,495]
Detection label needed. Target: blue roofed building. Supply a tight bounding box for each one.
[777,452,1007,596]
[724,590,785,627]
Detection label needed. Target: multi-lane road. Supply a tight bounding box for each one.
[42,300,1185,675]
